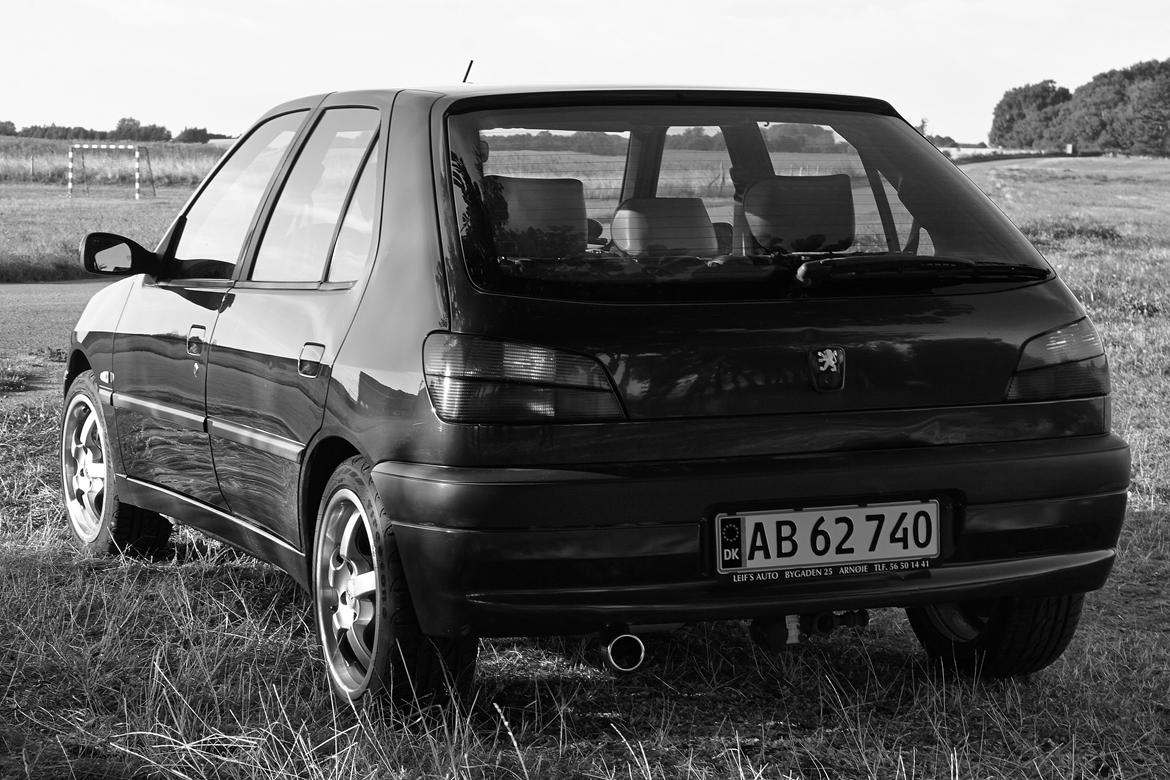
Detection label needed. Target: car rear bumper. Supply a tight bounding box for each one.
[374,434,1129,637]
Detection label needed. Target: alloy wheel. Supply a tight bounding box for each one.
[61,393,108,543]
[315,487,380,694]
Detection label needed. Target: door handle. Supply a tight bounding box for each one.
[187,325,206,356]
[298,343,326,378]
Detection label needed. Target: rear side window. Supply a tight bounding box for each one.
[326,148,379,282]
[251,107,379,282]
[448,104,1048,302]
[171,111,307,279]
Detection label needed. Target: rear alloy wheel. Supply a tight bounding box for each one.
[61,370,171,556]
[312,457,477,703]
[906,594,1085,677]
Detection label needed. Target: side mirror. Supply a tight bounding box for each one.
[80,232,159,277]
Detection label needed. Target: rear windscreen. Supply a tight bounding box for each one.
[447,104,1049,301]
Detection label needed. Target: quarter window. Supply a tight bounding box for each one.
[250,108,379,282]
[171,111,306,279]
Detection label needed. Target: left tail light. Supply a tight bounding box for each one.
[422,333,625,423]
[1006,318,1110,402]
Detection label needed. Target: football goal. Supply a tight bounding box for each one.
[67,144,156,199]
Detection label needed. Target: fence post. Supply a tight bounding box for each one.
[134,146,141,201]
[67,146,73,197]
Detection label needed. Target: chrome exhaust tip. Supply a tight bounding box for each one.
[600,632,646,673]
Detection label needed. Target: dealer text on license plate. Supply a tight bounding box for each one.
[716,500,940,579]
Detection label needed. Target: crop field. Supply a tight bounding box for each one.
[1,156,1168,778]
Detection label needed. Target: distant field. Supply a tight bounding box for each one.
[0,156,1168,777]
[0,136,222,186]
[0,184,193,282]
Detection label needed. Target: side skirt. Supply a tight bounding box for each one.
[117,475,309,590]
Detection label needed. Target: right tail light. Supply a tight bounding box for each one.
[1006,318,1110,402]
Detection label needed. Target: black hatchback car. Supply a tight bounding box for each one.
[63,86,1129,701]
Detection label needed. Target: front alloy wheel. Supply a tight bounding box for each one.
[60,370,171,556]
[62,388,109,543]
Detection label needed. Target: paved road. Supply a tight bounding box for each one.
[0,279,110,354]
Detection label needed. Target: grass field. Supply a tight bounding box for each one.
[0,137,222,187]
[1,157,1169,777]
[0,184,193,282]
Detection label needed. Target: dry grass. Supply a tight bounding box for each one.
[0,184,193,282]
[0,137,222,187]
[2,157,1169,777]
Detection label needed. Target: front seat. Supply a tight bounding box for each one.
[484,175,587,258]
[610,197,719,257]
[742,174,855,253]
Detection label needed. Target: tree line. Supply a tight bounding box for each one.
[0,117,229,144]
[991,58,1170,154]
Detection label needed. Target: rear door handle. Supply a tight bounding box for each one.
[187,325,206,356]
[298,342,326,378]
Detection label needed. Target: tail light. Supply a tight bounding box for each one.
[1006,318,1110,402]
[422,333,625,423]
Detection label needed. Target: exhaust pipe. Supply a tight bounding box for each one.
[599,632,646,673]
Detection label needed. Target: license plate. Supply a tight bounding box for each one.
[715,500,940,579]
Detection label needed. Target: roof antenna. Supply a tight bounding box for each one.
[462,59,474,84]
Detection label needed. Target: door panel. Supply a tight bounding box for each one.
[111,281,226,506]
[206,287,362,542]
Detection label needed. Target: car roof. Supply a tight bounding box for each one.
[321,84,903,118]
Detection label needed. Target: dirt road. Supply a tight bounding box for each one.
[0,280,109,354]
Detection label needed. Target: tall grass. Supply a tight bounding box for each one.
[0,137,222,187]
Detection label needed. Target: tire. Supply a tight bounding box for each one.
[311,456,477,703]
[61,370,171,556]
[906,594,1084,677]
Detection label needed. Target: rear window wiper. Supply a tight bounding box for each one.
[795,254,1052,286]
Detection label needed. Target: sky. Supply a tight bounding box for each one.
[2,0,1167,143]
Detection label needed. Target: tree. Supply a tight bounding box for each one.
[175,126,210,144]
[0,120,15,136]
[113,117,141,140]
[990,58,1170,154]
[989,80,1071,148]
[138,123,172,142]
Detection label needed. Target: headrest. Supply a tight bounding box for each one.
[485,175,586,258]
[611,197,718,257]
[743,175,854,253]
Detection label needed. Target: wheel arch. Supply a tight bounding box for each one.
[300,434,362,576]
[65,350,92,395]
